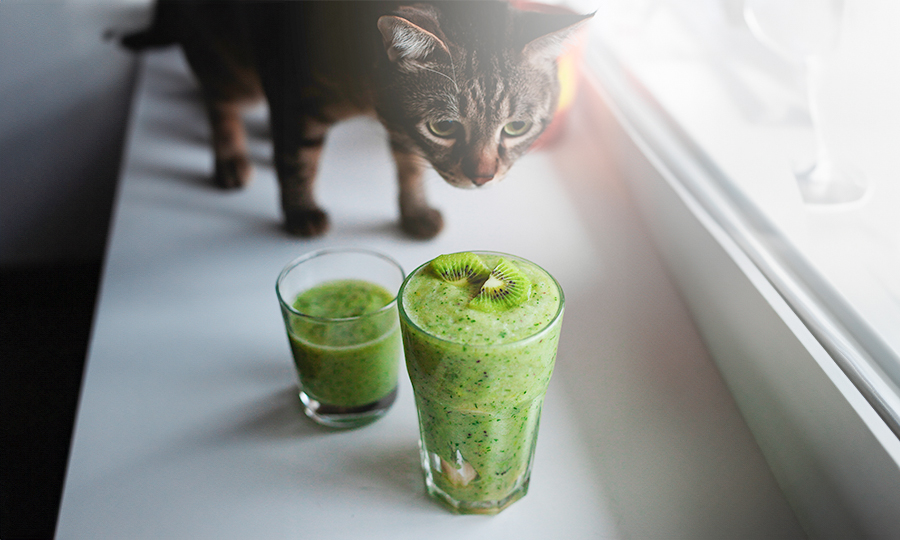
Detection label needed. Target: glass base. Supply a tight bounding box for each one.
[299,386,397,428]
[424,477,529,515]
[795,161,869,206]
[419,445,531,515]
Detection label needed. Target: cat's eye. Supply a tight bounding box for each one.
[502,121,532,137]
[427,120,461,138]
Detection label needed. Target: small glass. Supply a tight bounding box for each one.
[276,248,404,428]
[398,252,565,514]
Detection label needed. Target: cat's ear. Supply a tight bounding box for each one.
[377,13,451,70]
[516,10,594,65]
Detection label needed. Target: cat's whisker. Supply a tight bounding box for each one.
[423,65,460,94]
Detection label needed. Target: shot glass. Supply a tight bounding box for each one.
[276,248,404,428]
[398,252,565,514]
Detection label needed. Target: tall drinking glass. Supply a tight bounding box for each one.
[276,248,404,428]
[744,0,868,205]
[398,251,564,514]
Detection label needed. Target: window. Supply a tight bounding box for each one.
[571,0,900,434]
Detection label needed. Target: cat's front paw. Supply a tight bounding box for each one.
[401,208,443,240]
[213,156,252,189]
[284,207,330,237]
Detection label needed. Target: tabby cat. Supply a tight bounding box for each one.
[124,1,591,239]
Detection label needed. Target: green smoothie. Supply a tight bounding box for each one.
[285,279,400,408]
[399,252,564,513]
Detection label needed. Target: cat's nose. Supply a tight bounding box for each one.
[462,155,498,186]
[471,173,494,187]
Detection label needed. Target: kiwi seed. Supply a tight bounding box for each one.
[430,252,492,285]
[468,258,531,312]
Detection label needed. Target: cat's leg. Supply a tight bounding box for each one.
[205,99,252,189]
[272,117,330,237]
[393,150,443,239]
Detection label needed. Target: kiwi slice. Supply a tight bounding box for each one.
[430,252,491,285]
[469,258,531,311]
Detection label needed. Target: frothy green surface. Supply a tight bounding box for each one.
[293,279,393,319]
[401,254,561,345]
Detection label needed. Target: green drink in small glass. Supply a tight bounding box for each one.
[398,251,564,513]
[277,248,404,428]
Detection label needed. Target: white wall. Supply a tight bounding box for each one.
[0,0,152,265]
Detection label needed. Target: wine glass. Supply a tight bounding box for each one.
[743,0,868,205]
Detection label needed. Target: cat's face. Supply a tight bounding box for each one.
[404,55,558,189]
[376,2,590,189]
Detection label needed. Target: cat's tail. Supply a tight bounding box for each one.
[119,1,179,51]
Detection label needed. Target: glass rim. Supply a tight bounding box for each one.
[397,251,565,349]
[276,247,405,323]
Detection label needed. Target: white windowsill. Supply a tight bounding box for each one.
[56,48,806,539]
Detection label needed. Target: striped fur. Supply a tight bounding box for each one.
[123,1,591,238]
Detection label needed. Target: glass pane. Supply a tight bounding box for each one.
[573,0,900,405]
